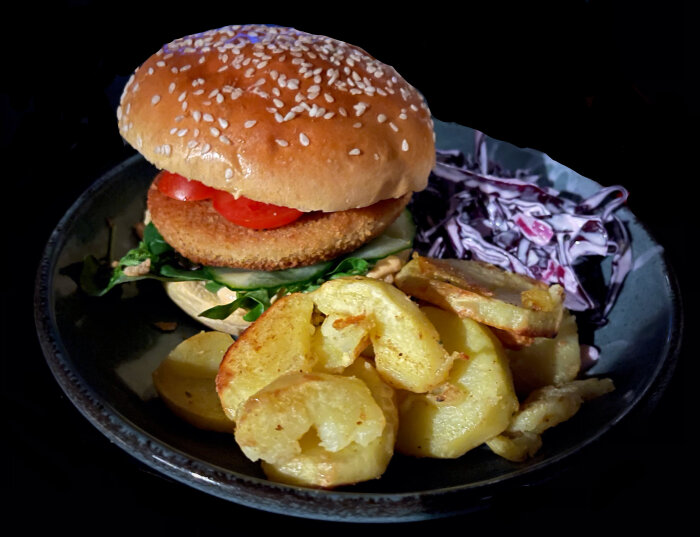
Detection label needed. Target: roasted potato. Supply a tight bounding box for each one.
[152,331,235,433]
[506,309,581,396]
[236,359,397,488]
[487,377,615,461]
[395,307,518,458]
[311,276,455,392]
[311,312,373,373]
[216,293,317,421]
[394,254,565,338]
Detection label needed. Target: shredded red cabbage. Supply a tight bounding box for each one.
[409,132,632,326]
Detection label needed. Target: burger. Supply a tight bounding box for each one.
[97,24,435,335]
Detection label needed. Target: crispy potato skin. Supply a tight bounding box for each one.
[148,182,410,270]
[487,378,614,461]
[216,293,317,420]
[505,309,581,396]
[395,255,565,338]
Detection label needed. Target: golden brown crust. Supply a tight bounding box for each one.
[118,24,435,212]
[147,182,411,270]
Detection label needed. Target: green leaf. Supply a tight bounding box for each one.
[159,264,212,281]
[143,222,172,257]
[328,257,369,278]
[199,288,272,322]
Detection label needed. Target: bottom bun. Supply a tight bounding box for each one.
[164,281,251,337]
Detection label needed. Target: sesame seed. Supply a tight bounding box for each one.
[177,128,188,137]
[169,127,177,135]
[353,122,362,128]
[192,110,201,122]
[210,127,220,136]
[219,135,232,144]
[168,83,175,94]
[275,139,289,147]
[244,120,257,128]
[163,144,171,156]
[273,98,284,108]
[401,139,409,151]
[218,118,229,129]
[203,113,214,122]
[323,93,335,103]
[202,143,211,153]
[389,122,398,132]
[225,168,233,179]
[187,140,197,148]
[178,91,187,102]
[299,133,309,146]
[348,148,361,156]
[151,95,161,105]
[377,114,387,123]
[353,102,368,116]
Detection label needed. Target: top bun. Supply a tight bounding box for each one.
[117,24,435,212]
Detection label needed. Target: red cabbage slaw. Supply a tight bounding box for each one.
[410,132,632,326]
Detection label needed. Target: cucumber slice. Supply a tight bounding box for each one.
[207,210,415,291]
[351,209,415,260]
[209,261,332,290]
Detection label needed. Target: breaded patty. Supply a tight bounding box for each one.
[147,182,411,271]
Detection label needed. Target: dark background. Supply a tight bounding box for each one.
[3,1,694,533]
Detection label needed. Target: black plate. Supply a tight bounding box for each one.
[34,121,682,522]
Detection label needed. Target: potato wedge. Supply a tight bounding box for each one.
[261,358,397,487]
[506,309,581,396]
[216,292,316,421]
[394,254,565,338]
[487,377,615,461]
[311,276,454,392]
[152,331,235,433]
[395,307,518,458]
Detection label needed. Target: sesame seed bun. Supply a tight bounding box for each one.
[117,24,435,212]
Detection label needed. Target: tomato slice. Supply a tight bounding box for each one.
[156,171,217,201]
[211,190,303,229]
[156,170,303,229]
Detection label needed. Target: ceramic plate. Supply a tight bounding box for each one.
[34,120,682,522]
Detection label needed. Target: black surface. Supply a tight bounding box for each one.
[4,1,694,533]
